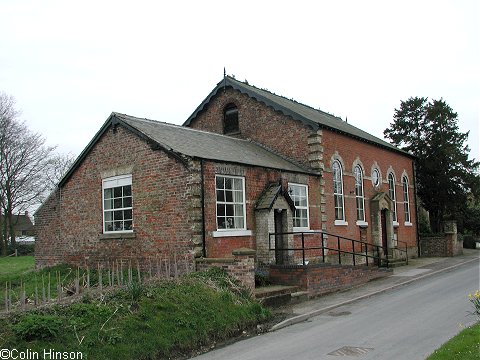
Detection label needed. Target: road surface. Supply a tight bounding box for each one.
[193,260,479,360]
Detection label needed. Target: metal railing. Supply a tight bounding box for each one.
[394,239,409,265]
[268,230,407,268]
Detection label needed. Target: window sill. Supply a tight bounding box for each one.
[393,221,400,228]
[212,230,252,238]
[99,232,135,240]
[356,220,369,227]
[334,220,348,226]
[404,222,413,227]
[293,227,311,232]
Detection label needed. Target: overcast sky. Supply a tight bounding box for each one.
[1,0,478,162]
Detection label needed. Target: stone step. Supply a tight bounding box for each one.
[379,258,408,268]
[255,285,299,299]
[255,285,300,308]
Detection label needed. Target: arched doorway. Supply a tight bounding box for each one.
[371,192,394,256]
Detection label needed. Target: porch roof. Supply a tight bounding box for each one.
[256,183,296,211]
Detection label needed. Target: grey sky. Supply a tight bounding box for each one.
[1,0,478,161]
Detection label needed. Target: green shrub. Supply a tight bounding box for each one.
[7,243,34,255]
[13,314,63,340]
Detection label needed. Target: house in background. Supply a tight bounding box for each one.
[35,76,418,275]
[13,211,35,237]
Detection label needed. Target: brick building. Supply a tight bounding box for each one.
[35,76,418,271]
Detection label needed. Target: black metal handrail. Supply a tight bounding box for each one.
[394,239,409,265]
[268,230,399,268]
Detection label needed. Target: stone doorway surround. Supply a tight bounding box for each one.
[255,183,296,266]
[370,192,395,254]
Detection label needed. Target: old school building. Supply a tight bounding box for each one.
[35,76,418,273]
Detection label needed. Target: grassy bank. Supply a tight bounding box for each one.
[0,267,270,359]
[427,322,480,360]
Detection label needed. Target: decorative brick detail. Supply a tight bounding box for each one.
[269,263,391,297]
[196,248,256,293]
[307,130,324,171]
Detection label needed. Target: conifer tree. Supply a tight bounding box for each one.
[384,97,479,232]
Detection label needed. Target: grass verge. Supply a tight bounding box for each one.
[0,267,270,359]
[426,322,480,360]
[0,255,35,281]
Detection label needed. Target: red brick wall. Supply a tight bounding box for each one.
[188,88,314,168]
[196,248,256,293]
[202,161,321,258]
[269,264,392,297]
[35,125,199,269]
[187,88,417,253]
[322,128,417,250]
[34,190,61,267]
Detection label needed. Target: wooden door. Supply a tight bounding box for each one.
[381,209,388,255]
[274,210,285,265]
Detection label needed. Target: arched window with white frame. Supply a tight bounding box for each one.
[332,160,345,222]
[388,172,397,222]
[354,165,365,222]
[402,176,411,224]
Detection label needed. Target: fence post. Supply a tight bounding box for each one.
[351,239,354,265]
[301,232,305,265]
[405,242,408,265]
[338,236,341,264]
[365,242,369,266]
[321,232,325,263]
[4,282,8,313]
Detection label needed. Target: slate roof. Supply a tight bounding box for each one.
[184,76,412,157]
[59,113,316,186]
[255,183,295,211]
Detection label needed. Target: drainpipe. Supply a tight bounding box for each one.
[200,159,207,258]
[412,160,420,258]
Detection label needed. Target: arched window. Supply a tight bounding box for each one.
[388,173,397,222]
[354,165,365,222]
[223,103,239,134]
[402,176,411,223]
[332,160,345,221]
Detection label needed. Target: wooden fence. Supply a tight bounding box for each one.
[2,254,195,314]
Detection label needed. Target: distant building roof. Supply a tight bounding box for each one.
[14,214,34,232]
[59,112,317,187]
[184,76,412,157]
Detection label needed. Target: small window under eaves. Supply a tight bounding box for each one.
[223,103,239,134]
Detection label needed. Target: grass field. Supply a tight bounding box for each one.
[426,322,480,360]
[0,255,35,281]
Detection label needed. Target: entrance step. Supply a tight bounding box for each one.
[255,285,300,307]
[379,258,408,268]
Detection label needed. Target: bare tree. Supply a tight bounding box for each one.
[45,152,75,191]
[0,93,56,254]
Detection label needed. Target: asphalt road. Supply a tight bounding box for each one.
[193,260,480,360]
